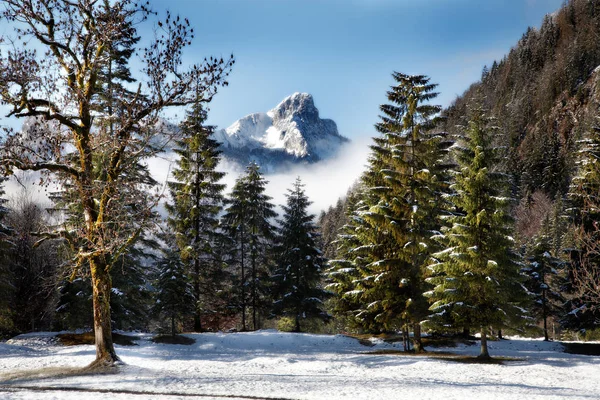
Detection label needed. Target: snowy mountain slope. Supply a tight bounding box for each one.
[213,93,349,172]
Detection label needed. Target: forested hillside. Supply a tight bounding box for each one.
[321,0,600,344]
[447,0,600,199]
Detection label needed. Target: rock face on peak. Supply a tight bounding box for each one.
[213,93,349,172]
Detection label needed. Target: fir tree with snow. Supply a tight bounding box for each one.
[153,242,195,337]
[328,73,452,351]
[165,92,228,332]
[271,178,331,332]
[523,218,565,341]
[326,188,378,332]
[426,106,527,359]
[222,163,277,331]
[109,239,157,331]
[55,238,157,332]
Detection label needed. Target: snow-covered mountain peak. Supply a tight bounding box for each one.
[270,92,319,122]
[213,93,349,172]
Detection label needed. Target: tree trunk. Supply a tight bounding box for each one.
[89,257,120,368]
[402,326,410,352]
[240,226,246,331]
[193,258,202,332]
[497,328,503,340]
[295,313,301,333]
[462,327,470,338]
[542,287,549,341]
[171,315,176,337]
[251,250,257,331]
[412,323,425,353]
[479,328,490,359]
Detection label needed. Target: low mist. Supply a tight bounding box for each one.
[5,137,373,222]
[218,137,372,217]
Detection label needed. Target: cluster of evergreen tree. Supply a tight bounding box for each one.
[0,100,332,337]
[437,0,600,340]
[326,69,600,356]
[319,0,600,350]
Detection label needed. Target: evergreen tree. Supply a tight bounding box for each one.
[523,218,565,341]
[328,73,451,351]
[109,239,157,331]
[223,163,276,331]
[94,0,140,136]
[50,155,159,332]
[426,106,527,359]
[165,94,227,332]
[153,242,195,337]
[55,276,93,330]
[271,178,330,332]
[326,187,376,333]
[54,238,156,332]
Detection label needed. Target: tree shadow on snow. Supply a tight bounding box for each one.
[0,364,119,385]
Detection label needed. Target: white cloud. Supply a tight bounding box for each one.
[4,171,57,209]
[3,137,373,223]
[217,137,372,217]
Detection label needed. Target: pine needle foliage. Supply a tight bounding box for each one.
[271,178,331,332]
[523,218,566,341]
[426,106,526,358]
[165,95,227,332]
[328,73,452,350]
[222,163,276,331]
[153,243,195,337]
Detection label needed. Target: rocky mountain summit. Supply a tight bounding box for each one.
[212,93,349,172]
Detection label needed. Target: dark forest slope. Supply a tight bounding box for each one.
[445,0,600,199]
[320,0,600,252]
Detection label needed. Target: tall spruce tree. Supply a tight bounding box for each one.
[328,73,451,351]
[426,106,527,359]
[223,163,276,331]
[271,178,330,332]
[109,238,157,331]
[54,237,156,332]
[166,94,227,332]
[95,0,140,136]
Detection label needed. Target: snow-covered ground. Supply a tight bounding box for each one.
[0,330,598,399]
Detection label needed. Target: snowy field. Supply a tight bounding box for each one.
[0,330,599,400]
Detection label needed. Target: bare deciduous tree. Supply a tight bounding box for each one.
[0,0,233,367]
[573,225,600,313]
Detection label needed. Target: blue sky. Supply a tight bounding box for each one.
[0,0,567,211]
[149,0,564,140]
